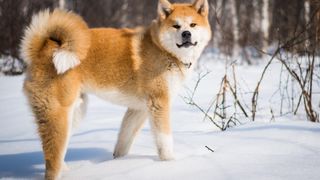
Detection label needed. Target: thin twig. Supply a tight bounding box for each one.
[205,146,215,152]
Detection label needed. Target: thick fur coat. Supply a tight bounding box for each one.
[20,0,211,179]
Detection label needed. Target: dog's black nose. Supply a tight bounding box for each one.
[182,31,191,39]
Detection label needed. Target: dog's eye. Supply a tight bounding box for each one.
[173,25,181,29]
[190,23,197,27]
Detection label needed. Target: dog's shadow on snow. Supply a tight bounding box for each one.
[0,147,112,179]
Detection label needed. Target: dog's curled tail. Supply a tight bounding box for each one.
[20,9,90,74]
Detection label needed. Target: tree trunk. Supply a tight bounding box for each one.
[262,0,269,51]
[59,0,65,9]
[304,0,310,49]
[305,0,310,24]
[212,0,223,51]
[230,0,240,58]
[316,4,320,47]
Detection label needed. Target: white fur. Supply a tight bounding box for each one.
[60,96,77,174]
[83,85,146,110]
[166,71,185,101]
[155,133,174,160]
[114,109,148,158]
[159,16,211,64]
[72,94,88,128]
[20,10,51,64]
[175,17,193,28]
[149,108,174,160]
[97,91,145,109]
[53,50,80,74]
[60,94,87,172]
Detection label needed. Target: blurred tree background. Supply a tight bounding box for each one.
[0,0,319,74]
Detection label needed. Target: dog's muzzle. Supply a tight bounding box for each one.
[176,31,198,48]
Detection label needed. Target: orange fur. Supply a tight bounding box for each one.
[21,0,211,179]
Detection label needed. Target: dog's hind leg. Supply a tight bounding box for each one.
[25,83,81,180]
[113,108,148,158]
[35,104,74,180]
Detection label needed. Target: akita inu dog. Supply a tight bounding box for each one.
[20,0,211,179]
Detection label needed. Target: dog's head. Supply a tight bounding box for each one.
[152,0,212,65]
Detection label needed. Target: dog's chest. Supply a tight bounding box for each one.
[166,69,190,100]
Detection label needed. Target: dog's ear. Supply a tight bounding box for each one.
[158,0,173,19]
[192,0,209,16]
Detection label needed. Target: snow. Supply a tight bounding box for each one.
[0,60,320,180]
[0,56,25,76]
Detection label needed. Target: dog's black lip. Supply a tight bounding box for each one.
[176,41,198,48]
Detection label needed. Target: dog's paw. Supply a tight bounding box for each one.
[159,154,175,161]
[45,170,60,180]
[113,151,127,159]
[62,162,69,171]
[113,143,131,159]
[158,148,175,161]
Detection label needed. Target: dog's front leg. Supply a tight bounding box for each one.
[148,95,174,160]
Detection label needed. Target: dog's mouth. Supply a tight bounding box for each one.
[176,41,198,48]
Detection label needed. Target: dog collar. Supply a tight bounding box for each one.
[166,55,192,70]
[183,62,192,69]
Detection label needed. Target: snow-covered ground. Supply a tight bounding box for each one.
[0,60,320,180]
